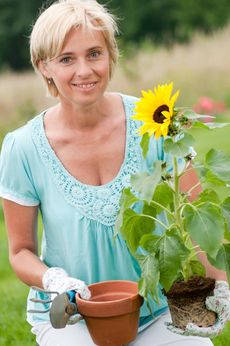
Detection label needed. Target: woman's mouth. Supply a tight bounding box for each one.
[72,82,97,90]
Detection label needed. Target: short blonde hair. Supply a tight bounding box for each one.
[30,0,119,97]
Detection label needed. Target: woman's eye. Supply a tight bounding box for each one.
[89,50,102,58]
[60,57,72,64]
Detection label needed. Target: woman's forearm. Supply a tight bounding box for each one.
[10,248,48,288]
[3,200,48,288]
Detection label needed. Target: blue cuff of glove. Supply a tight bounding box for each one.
[67,290,76,303]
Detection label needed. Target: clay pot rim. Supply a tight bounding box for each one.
[76,280,139,306]
[76,280,143,318]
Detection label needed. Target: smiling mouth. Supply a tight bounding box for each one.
[72,82,97,89]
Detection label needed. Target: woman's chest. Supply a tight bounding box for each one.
[49,125,126,186]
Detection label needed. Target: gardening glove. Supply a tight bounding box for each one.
[165,281,230,338]
[42,267,91,300]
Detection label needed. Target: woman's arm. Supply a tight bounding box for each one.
[3,199,91,302]
[3,199,48,288]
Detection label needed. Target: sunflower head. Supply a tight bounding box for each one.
[132,82,180,139]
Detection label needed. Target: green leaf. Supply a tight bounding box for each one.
[119,187,138,210]
[194,188,220,206]
[189,259,206,277]
[130,161,162,203]
[140,133,150,159]
[192,116,230,130]
[203,122,230,129]
[182,110,215,120]
[143,202,157,218]
[205,170,226,187]
[207,246,226,271]
[139,234,161,253]
[207,244,230,285]
[224,229,230,243]
[158,231,190,291]
[151,182,174,213]
[194,164,208,181]
[164,133,194,158]
[138,253,160,301]
[221,197,230,241]
[114,188,138,236]
[192,121,230,130]
[205,149,230,183]
[120,209,154,254]
[221,245,230,286]
[192,121,212,129]
[183,203,224,259]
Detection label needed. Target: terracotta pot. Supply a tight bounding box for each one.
[76,280,143,346]
[164,276,216,330]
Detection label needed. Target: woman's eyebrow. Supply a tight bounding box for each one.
[58,46,104,57]
[56,52,75,58]
[87,46,103,50]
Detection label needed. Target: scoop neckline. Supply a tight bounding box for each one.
[38,93,130,189]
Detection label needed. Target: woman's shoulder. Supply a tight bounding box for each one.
[112,93,139,118]
[107,91,138,103]
[120,93,139,105]
[1,112,43,154]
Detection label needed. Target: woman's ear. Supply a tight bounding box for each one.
[38,60,50,79]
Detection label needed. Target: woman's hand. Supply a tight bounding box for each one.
[42,267,91,300]
[166,281,230,338]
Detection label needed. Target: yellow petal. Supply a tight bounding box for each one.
[161,111,171,120]
[155,127,162,139]
[161,124,169,137]
[170,90,180,107]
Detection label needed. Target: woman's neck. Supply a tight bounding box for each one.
[56,93,112,131]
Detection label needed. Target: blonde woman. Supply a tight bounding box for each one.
[0,1,228,345]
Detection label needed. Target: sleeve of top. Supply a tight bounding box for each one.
[0,132,40,206]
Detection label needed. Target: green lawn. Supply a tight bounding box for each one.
[0,122,230,345]
[0,210,36,346]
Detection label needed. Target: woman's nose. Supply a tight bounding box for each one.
[75,59,92,78]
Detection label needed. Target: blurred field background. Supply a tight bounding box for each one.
[1,1,230,345]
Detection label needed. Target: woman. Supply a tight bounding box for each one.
[0,1,228,345]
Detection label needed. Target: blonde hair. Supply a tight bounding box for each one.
[30,0,119,97]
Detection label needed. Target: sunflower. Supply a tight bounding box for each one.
[132,82,180,139]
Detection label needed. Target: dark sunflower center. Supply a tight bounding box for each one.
[153,105,169,124]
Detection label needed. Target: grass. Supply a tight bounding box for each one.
[1,24,230,346]
[0,210,36,346]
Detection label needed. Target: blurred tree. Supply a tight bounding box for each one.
[0,0,230,71]
[0,0,44,70]
[105,0,230,44]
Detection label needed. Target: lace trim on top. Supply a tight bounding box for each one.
[30,94,142,226]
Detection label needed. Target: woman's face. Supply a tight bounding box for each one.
[42,27,111,108]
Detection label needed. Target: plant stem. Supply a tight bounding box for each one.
[150,200,173,216]
[187,181,202,196]
[189,250,205,259]
[139,214,169,230]
[173,157,183,234]
[179,203,191,219]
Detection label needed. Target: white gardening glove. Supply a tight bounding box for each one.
[166,281,230,338]
[42,267,91,300]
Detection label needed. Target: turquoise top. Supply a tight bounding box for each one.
[0,94,170,326]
